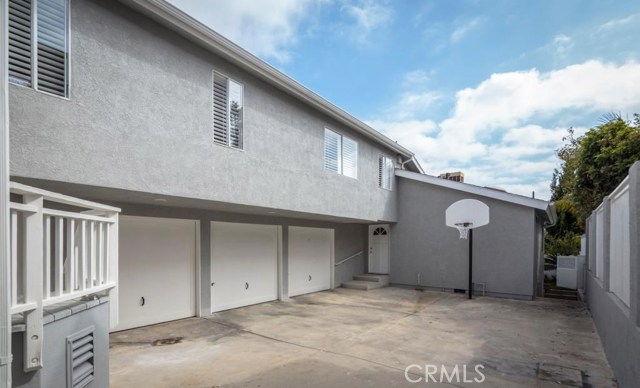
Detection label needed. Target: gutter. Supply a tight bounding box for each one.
[544,203,558,228]
[119,0,415,159]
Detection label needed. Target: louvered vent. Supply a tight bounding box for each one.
[213,72,229,145]
[324,129,341,173]
[37,0,68,96]
[67,327,95,388]
[8,0,33,86]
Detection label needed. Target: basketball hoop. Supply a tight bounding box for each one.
[454,222,473,239]
[445,199,491,300]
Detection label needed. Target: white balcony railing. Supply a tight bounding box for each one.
[9,182,120,372]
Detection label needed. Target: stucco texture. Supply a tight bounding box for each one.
[392,177,537,299]
[9,0,397,223]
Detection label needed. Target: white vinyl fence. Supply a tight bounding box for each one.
[608,178,631,306]
[588,176,631,307]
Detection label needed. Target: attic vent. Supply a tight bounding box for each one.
[67,327,95,388]
[8,0,33,86]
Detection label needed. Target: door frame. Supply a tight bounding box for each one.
[286,226,335,298]
[116,215,201,332]
[368,224,390,274]
[209,221,282,313]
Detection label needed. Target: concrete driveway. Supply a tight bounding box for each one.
[109,288,615,387]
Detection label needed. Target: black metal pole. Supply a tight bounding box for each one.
[469,228,473,299]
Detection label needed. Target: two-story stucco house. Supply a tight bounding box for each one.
[4,0,555,386]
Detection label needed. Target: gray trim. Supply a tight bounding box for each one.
[396,169,555,219]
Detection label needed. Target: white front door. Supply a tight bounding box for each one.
[288,226,333,297]
[210,222,279,312]
[116,216,197,331]
[369,224,390,274]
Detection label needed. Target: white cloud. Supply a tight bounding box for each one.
[440,60,640,140]
[340,0,393,45]
[370,60,640,199]
[402,70,431,88]
[450,18,481,43]
[168,0,320,62]
[552,34,573,54]
[598,13,640,31]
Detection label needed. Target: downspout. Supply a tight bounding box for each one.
[0,0,12,386]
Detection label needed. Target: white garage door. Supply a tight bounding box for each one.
[116,216,197,331]
[288,226,333,297]
[211,222,279,313]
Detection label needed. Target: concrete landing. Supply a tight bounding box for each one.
[342,274,389,290]
[110,288,616,388]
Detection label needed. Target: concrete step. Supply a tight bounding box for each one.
[341,280,387,291]
[544,291,578,301]
[353,274,389,285]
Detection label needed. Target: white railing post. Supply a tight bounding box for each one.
[1,0,12,384]
[21,194,43,371]
[107,213,119,329]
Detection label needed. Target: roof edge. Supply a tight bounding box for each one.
[396,170,552,213]
[118,0,414,158]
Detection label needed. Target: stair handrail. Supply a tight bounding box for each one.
[335,250,363,267]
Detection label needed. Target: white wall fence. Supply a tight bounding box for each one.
[9,182,119,372]
[586,176,631,307]
[583,161,640,388]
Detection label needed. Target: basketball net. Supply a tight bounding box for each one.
[454,222,473,239]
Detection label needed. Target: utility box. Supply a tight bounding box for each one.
[557,256,585,290]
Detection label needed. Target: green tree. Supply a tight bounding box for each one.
[574,116,640,221]
[545,128,582,260]
[545,114,640,260]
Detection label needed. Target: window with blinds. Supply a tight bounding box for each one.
[379,156,394,190]
[213,71,243,149]
[342,137,358,178]
[8,0,69,97]
[324,128,358,178]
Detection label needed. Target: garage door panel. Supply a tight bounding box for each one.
[288,227,332,297]
[211,222,279,312]
[117,216,197,331]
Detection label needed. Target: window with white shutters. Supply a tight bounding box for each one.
[8,0,69,97]
[8,0,33,86]
[213,71,243,149]
[324,129,341,173]
[378,156,394,190]
[324,128,358,178]
[342,137,358,178]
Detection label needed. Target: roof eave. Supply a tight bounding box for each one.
[396,170,552,211]
[118,0,414,158]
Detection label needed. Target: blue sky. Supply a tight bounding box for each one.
[169,0,640,199]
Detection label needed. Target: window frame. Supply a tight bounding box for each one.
[7,0,71,100]
[323,127,358,179]
[212,70,245,150]
[378,155,394,191]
